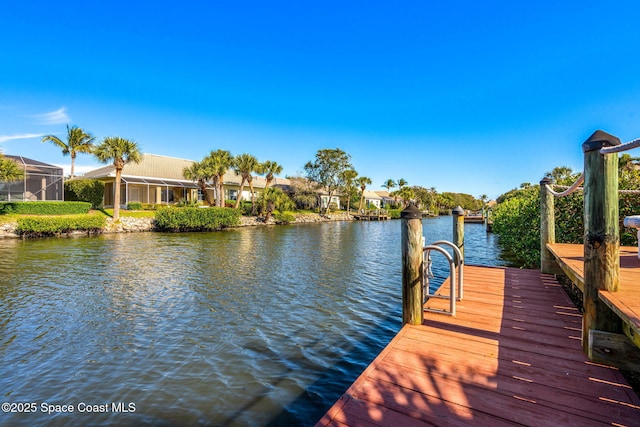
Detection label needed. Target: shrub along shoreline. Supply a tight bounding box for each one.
[0,202,358,238]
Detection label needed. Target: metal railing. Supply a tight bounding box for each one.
[423,240,464,316]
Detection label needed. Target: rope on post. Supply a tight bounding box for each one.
[544,173,584,197]
[600,137,640,154]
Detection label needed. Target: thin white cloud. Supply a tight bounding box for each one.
[33,107,70,125]
[0,133,46,143]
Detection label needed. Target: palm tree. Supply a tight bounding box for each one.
[183,161,214,206]
[357,176,372,212]
[383,179,396,193]
[208,149,234,207]
[93,137,141,221]
[398,186,415,207]
[42,125,95,178]
[0,154,24,201]
[260,160,283,189]
[233,153,259,211]
[397,178,408,189]
[340,169,358,214]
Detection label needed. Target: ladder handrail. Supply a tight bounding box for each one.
[430,240,464,300]
[423,245,457,316]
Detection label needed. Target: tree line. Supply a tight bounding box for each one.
[2,124,487,220]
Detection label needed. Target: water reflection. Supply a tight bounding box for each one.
[0,217,504,426]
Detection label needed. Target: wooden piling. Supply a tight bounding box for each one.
[401,202,423,325]
[539,178,558,274]
[452,206,464,259]
[582,130,622,353]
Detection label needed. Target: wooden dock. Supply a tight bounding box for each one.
[547,243,640,349]
[353,212,389,221]
[316,265,640,426]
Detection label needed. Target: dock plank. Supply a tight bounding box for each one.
[316,265,640,427]
[547,243,640,347]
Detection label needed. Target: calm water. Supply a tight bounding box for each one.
[0,216,505,426]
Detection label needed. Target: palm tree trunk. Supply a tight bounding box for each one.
[235,179,246,209]
[249,180,256,215]
[113,168,122,220]
[70,153,76,178]
[217,176,224,207]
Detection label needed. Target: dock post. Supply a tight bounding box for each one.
[401,202,424,325]
[540,177,558,274]
[582,130,622,353]
[452,206,464,259]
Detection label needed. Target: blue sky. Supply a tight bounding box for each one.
[1,1,640,198]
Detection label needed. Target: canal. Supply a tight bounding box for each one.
[0,216,505,426]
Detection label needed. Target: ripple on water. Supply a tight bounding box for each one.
[0,217,504,426]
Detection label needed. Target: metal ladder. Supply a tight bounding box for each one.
[423,240,464,316]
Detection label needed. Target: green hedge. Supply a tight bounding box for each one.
[274,211,296,224]
[127,202,143,210]
[154,207,240,231]
[387,209,402,219]
[64,180,105,208]
[0,201,92,215]
[492,186,640,269]
[17,215,106,236]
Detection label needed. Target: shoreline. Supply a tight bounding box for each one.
[0,212,358,238]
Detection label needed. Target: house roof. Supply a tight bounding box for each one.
[82,154,196,181]
[4,155,63,172]
[374,190,394,200]
[362,189,382,200]
[79,153,291,190]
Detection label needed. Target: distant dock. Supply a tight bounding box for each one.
[353,210,389,221]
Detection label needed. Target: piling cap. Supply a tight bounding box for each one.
[540,177,552,185]
[582,130,621,152]
[401,202,423,219]
[452,206,464,216]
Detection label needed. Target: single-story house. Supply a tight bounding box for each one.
[0,155,64,202]
[361,190,382,210]
[80,154,203,207]
[374,190,395,208]
[79,154,289,208]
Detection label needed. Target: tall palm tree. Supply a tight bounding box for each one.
[340,169,358,214]
[383,179,396,193]
[233,153,259,210]
[0,154,24,201]
[42,125,95,178]
[260,160,283,190]
[397,178,408,189]
[208,149,234,207]
[357,176,372,212]
[183,161,214,206]
[93,137,141,221]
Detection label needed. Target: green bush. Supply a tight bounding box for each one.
[154,206,240,231]
[274,211,296,224]
[127,202,143,210]
[64,179,105,208]
[0,201,92,215]
[142,203,157,210]
[491,187,540,268]
[492,186,640,269]
[387,209,402,219]
[17,215,106,236]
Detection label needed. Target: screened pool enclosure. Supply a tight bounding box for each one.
[0,155,64,202]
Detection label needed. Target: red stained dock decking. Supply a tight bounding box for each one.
[547,243,640,347]
[316,265,640,426]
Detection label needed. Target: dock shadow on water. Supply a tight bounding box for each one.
[0,217,503,426]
